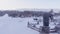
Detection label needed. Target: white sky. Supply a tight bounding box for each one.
[0,0,60,10]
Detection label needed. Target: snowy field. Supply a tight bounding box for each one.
[0,14,39,34]
[0,14,60,34]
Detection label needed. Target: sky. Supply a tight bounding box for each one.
[0,0,60,10]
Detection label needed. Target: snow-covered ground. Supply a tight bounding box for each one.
[0,14,60,34]
[0,14,39,34]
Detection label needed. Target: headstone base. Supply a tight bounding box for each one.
[40,26,50,34]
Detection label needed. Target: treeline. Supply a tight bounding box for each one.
[0,10,60,17]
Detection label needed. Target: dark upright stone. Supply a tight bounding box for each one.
[43,12,53,26]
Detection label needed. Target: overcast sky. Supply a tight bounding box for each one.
[0,0,60,10]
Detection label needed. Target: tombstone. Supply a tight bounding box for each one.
[41,10,54,34]
[43,12,53,26]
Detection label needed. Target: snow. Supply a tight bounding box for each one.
[0,14,39,34]
[0,14,60,34]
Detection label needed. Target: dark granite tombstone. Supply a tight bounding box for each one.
[41,10,53,34]
[43,12,53,26]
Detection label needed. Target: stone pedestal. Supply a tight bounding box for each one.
[40,26,50,34]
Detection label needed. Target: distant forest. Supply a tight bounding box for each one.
[0,10,60,17]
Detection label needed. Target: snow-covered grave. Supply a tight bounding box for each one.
[28,16,60,34]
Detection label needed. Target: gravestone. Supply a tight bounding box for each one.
[41,10,53,34]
